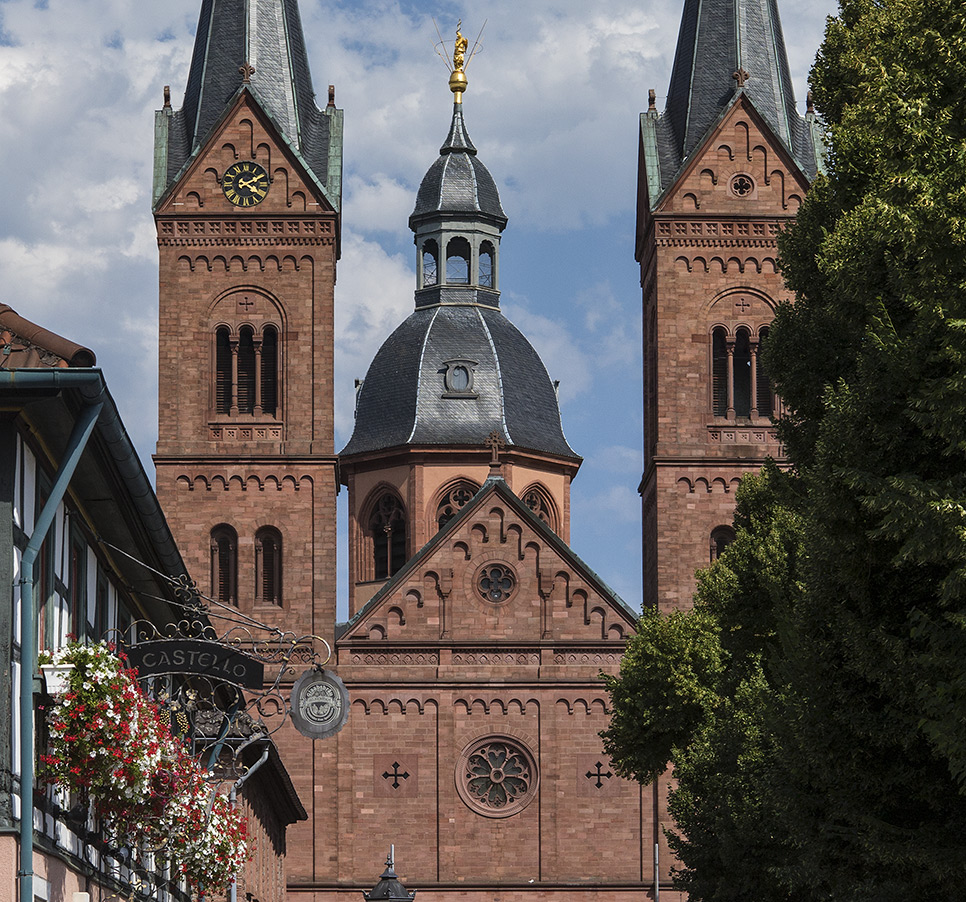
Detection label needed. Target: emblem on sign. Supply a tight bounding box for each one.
[290,668,349,739]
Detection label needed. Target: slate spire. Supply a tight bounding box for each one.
[649,0,819,201]
[154,0,342,208]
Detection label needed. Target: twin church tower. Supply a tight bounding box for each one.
[151,1,818,899]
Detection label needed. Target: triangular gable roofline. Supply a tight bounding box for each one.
[651,88,812,215]
[337,476,638,639]
[153,85,341,219]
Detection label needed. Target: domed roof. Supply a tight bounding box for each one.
[340,304,577,461]
[409,105,507,229]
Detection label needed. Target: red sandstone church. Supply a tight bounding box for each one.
[149,0,821,899]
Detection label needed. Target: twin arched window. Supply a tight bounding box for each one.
[210,524,283,605]
[369,493,407,580]
[214,325,279,417]
[711,325,772,419]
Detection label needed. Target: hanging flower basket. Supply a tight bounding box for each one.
[40,663,72,697]
[39,640,249,895]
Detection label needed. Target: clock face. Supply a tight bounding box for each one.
[222,161,269,207]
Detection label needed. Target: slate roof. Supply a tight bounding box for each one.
[340,304,577,461]
[338,477,637,638]
[159,0,334,199]
[410,103,507,229]
[646,0,819,206]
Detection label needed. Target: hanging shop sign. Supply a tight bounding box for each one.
[126,639,264,688]
[290,668,350,739]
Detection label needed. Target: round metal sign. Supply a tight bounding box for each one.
[290,668,349,739]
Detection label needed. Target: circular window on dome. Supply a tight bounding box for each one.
[730,173,755,197]
[477,563,515,604]
[456,736,538,818]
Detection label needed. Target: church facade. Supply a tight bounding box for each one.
[153,3,650,900]
[151,0,820,899]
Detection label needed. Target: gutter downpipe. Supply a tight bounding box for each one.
[3,370,105,902]
[228,741,271,902]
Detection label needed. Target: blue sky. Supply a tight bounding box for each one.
[0,0,838,614]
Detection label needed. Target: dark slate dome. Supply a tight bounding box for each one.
[340,304,577,460]
[409,105,507,229]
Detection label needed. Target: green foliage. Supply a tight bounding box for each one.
[606,0,966,897]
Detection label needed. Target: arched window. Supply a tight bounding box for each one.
[710,525,736,562]
[212,322,282,419]
[733,328,752,418]
[756,326,773,418]
[215,327,232,414]
[369,494,407,580]
[422,240,439,287]
[255,527,282,605]
[712,327,728,417]
[210,524,238,605]
[261,325,278,417]
[446,237,471,284]
[436,480,480,531]
[237,326,256,414]
[479,242,494,288]
[711,326,771,420]
[521,484,557,532]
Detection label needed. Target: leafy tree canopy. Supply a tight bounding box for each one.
[605,0,966,898]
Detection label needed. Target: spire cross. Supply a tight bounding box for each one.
[485,430,506,467]
[239,62,256,84]
[733,67,751,88]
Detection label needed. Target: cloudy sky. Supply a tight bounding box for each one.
[0,0,837,613]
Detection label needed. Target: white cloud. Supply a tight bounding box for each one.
[0,0,839,611]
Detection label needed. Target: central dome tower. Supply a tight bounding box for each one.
[340,49,580,615]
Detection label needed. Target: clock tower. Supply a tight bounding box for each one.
[152,0,343,659]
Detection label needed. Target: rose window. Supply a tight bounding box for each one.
[730,174,754,197]
[478,564,515,603]
[456,737,538,817]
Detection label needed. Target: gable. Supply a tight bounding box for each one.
[339,480,636,645]
[154,91,335,217]
[655,94,811,218]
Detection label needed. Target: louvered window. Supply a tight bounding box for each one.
[255,527,282,605]
[712,328,728,417]
[237,327,256,414]
[215,327,232,414]
[261,326,278,416]
[210,525,237,605]
[756,327,773,418]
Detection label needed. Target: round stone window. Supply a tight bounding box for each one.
[730,173,755,197]
[456,736,538,818]
[477,563,515,603]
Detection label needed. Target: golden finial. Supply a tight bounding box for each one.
[433,19,485,104]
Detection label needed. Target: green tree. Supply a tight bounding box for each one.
[606,0,966,898]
